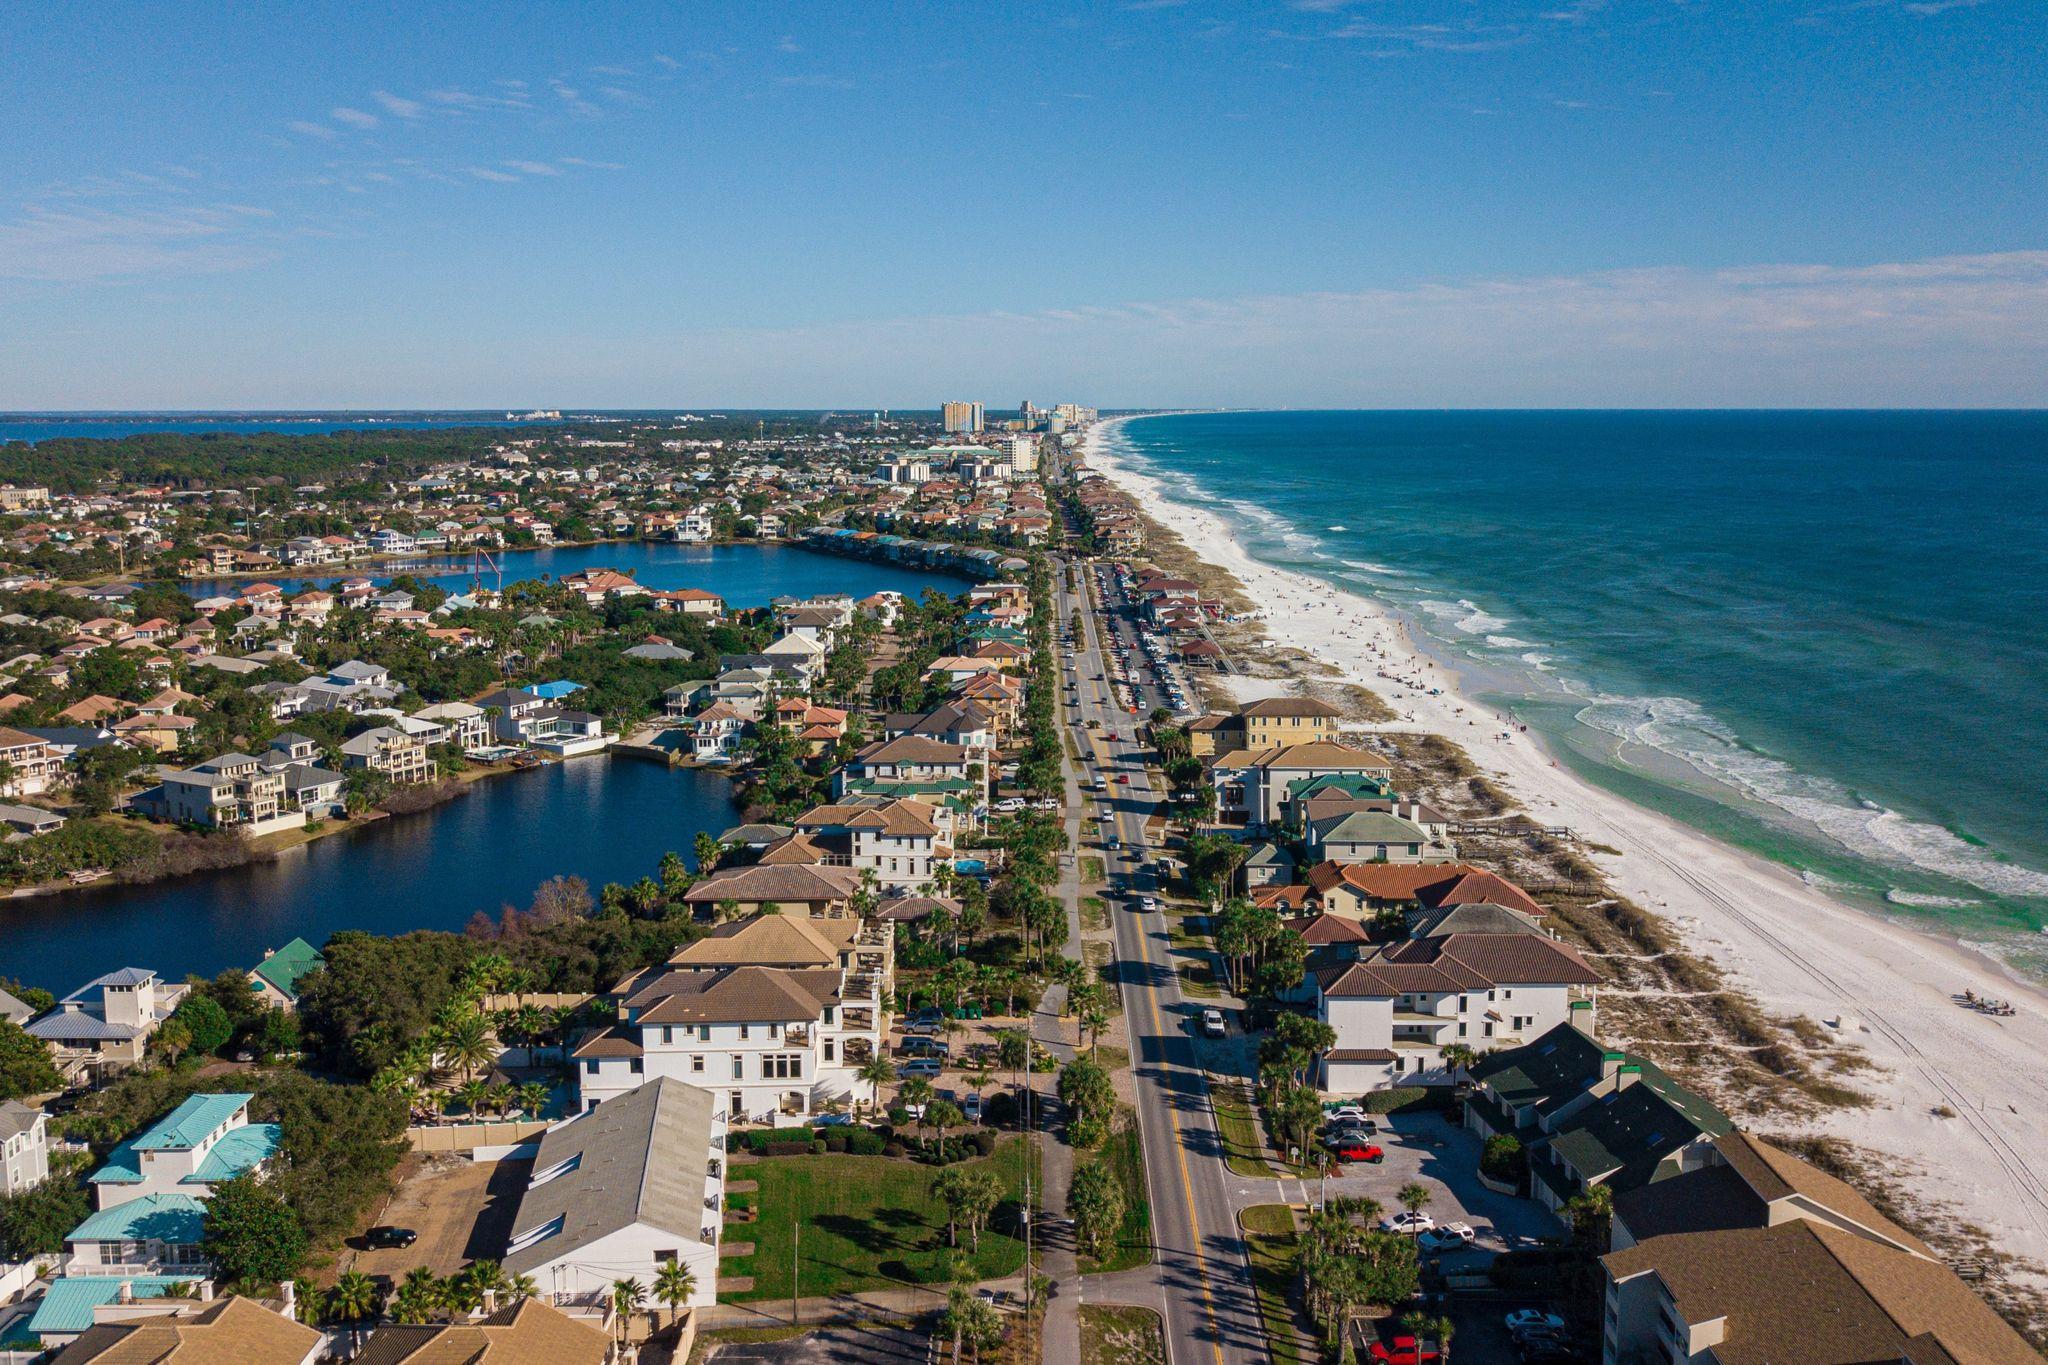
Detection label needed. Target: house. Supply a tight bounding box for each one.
[622,637,694,661]
[1602,1180,2035,1363]
[1463,1017,1732,1214]
[1303,809,1445,864]
[62,1193,210,1276]
[0,800,66,837]
[2,1099,51,1194]
[0,725,67,796]
[144,753,291,830]
[250,938,325,1011]
[1187,696,1343,758]
[881,702,996,759]
[46,1293,321,1365]
[1309,933,1600,1092]
[691,703,747,762]
[25,968,189,1077]
[340,726,434,784]
[110,711,196,754]
[413,700,491,752]
[253,741,345,817]
[87,1092,279,1210]
[680,863,863,918]
[354,1297,610,1364]
[836,737,974,793]
[793,798,950,894]
[1208,741,1394,828]
[24,1277,209,1350]
[1303,861,1490,917]
[501,1078,724,1308]
[578,916,890,1122]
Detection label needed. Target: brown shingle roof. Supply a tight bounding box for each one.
[634,966,840,1025]
[679,863,861,906]
[53,1295,320,1364]
[1305,861,1486,902]
[354,1294,609,1363]
[666,913,852,968]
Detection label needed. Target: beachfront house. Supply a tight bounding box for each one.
[1187,697,1343,759]
[1309,933,1600,1093]
[339,726,435,785]
[1208,740,1394,829]
[835,737,975,794]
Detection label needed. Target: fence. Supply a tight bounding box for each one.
[479,992,593,1012]
[406,1118,554,1154]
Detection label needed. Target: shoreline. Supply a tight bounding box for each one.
[1082,415,2048,1302]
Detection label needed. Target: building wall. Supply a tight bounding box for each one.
[529,1226,720,1308]
[1,1116,49,1196]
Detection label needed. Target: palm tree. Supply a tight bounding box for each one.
[508,1273,539,1302]
[1439,1042,1478,1078]
[438,1011,496,1083]
[1397,1181,1433,1226]
[964,1068,994,1115]
[516,1080,552,1118]
[327,1271,381,1351]
[1567,1182,1615,1253]
[856,1054,897,1116]
[653,1259,697,1329]
[392,1267,446,1324]
[455,1079,489,1117]
[609,1276,646,1344]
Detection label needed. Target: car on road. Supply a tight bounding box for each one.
[1331,1141,1385,1164]
[1366,1336,1441,1365]
[1416,1222,1476,1252]
[1135,895,1160,912]
[1201,1007,1227,1037]
[1380,1211,1435,1235]
[900,1057,944,1077]
[1114,773,1130,784]
[1104,835,1120,849]
[364,1226,418,1250]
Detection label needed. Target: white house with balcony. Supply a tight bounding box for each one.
[1309,933,1599,1094]
[792,798,950,895]
[1,1100,50,1195]
[572,914,891,1124]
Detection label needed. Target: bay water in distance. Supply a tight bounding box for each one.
[1108,410,2048,976]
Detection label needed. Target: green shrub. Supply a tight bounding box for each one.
[1481,1134,1526,1183]
[970,1130,998,1156]
[847,1130,887,1156]
[1363,1086,1456,1115]
[763,1140,811,1157]
[811,1139,828,1155]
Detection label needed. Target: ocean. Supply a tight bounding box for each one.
[1105,410,2048,975]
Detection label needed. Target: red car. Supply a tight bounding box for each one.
[1368,1337,1441,1365]
[1332,1141,1385,1164]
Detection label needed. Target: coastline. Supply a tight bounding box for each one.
[1081,415,2048,1301]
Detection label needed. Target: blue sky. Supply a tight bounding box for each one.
[2,0,2043,408]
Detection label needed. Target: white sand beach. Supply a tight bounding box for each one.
[1082,417,2048,1289]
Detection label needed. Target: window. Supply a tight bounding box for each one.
[698,1025,711,1041]
[823,1039,835,1062]
[584,1059,598,1075]
[662,1026,674,1044]
[691,1055,705,1073]
[530,1154,582,1187]
[629,1059,644,1075]
[655,1249,678,1265]
[739,1024,751,1041]
[731,1057,744,1079]
[763,1053,803,1079]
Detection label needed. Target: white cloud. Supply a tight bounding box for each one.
[287,120,338,139]
[466,166,522,182]
[372,90,425,118]
[503,160,560,176]
[330,106,379,129]
[0,202,277,282]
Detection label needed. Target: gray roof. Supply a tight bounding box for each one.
[0,1100,43,1141]
[1310,810,1431,845]
[69,967,157,994]
[328,660,386,681]
[1410,903,1545,938]
[0,987,32,1024]
[503,1078,718,1274]
[622,642,694,660]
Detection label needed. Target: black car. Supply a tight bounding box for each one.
[364,1226,418,1249]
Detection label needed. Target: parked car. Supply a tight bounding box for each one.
[1332,1141,1385,1164]
[1380,1211,1435,1235]
[900,1057,944,1077]
[364,1226,417,1249]
[1323,1103,1370,1127]
[904,1008,946,1034]
[1503,1311,1567,1336]
[962,1092,984,1123]
[1514,1336,1576,1364]
[1417,1223,1476,1252]
[1367,1336,1441,1365]
[1323,1126,1375,1149]
[1201,1007,1227,1038]
[901,1037,949,1058]
[994,797,1026,813]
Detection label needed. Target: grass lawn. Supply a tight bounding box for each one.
[1212,1084,1279,1179]
[1076,1111,1153,1275]
[1080,855,1106,884]
[1168,911,1222,998]
[1080,1304,1166,1365]
[1080,895,1109,932]
[725,1138,1038,1302]
[1241,1203,1317,1365]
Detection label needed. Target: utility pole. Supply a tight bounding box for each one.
[792,1194,801,1327]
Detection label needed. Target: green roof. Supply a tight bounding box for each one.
[67,1192,207,1246]
[251,937,324,999]
[1287,773,1394,800]
[132,1093,254,1152]
[189,1122,281,1182]
[1537,1074,1731,1199]
[27,1276,199,1337]
[1470,1023,1609,1118]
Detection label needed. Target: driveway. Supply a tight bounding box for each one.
[345,1155,532,1283]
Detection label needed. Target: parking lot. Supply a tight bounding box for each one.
[1251,1108,1563,1264]
[344,1154,532,1284]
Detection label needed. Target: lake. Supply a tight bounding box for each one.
[0,542,971,994]
[0,756,738,995]
[181,539,968,607]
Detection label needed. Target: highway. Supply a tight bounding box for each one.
[1053,553,1267,1365]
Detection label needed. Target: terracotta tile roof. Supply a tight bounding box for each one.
[1239,697,1343,718]
[1305,861,1487,901]
[756,833,831,866]
[679,863,862,906]
[1210,740,1392,771]
[1285,911,1373,946]
[666,913,853,968]
[1318,932,1596,996]
[1418,870,1546,917]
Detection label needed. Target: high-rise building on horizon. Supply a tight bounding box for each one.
[941,401,983,435]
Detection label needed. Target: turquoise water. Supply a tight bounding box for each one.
[1107,411,2048,974]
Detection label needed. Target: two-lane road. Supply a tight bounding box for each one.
[1055,555,1266,1365]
